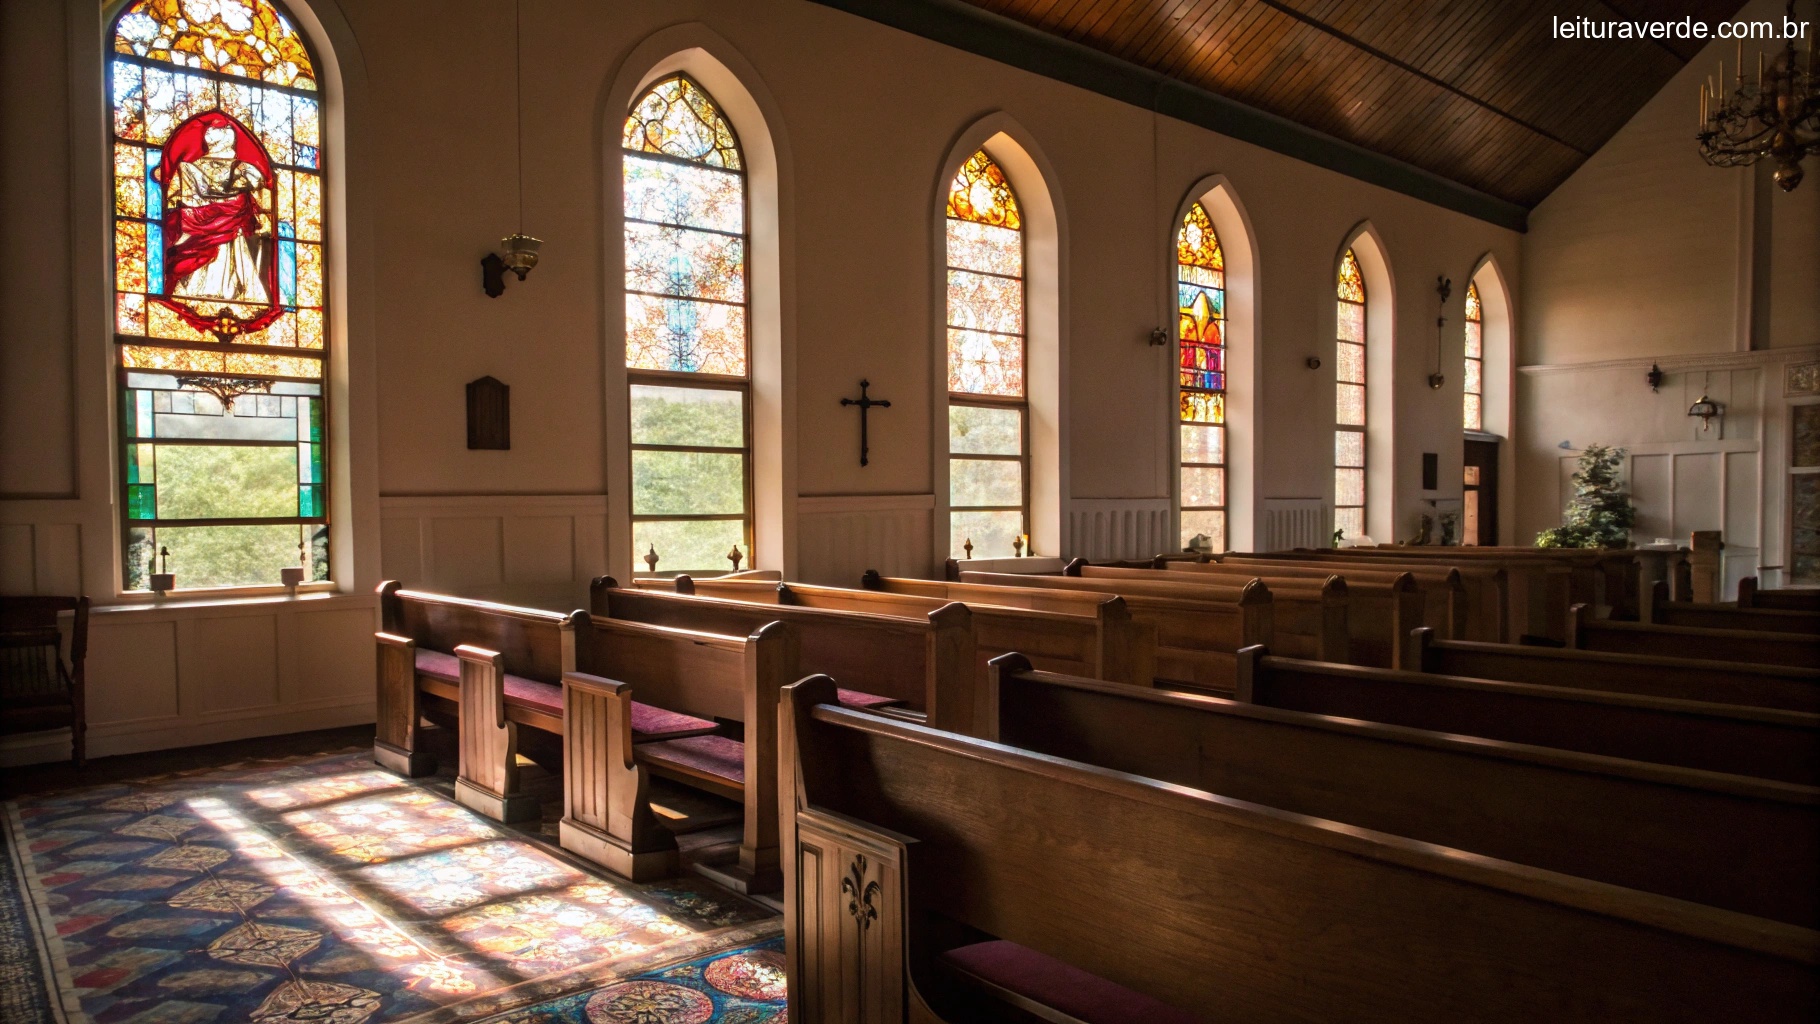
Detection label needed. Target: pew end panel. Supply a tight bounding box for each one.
[451,644,539,824]
[560,669,681,882]
[373,631,434,777]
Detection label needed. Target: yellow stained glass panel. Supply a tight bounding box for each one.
[113,0,318,90]
[947,151,1021,230]
[1337,249,1364,302]
[1177,202,1223,271]
[622,76,742,170]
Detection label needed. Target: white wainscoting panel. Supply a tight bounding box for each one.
[1260,498,1329,551]
[796,494,935,585]
[0,521,84,596]
[1067,499,1172,562]
[1,591,379,766]
[379,494,608,607]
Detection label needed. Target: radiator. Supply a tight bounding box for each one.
[1260,498,1328,552]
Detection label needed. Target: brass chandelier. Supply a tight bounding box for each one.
[1698,0,1820,191]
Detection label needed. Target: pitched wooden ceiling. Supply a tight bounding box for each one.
[954,0,1745,207]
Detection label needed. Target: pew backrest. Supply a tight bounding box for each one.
[379,580,579,680]
[1221,552,1508,642]
[1648,581,1820,634]
[988,657,1820,927]
[1406,628,1820,713]
[1570,603,1820,670]
[1072,563,1347,663]
[1740,576,1820,611]
[780,676,1820,1024]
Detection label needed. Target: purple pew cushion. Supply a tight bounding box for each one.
[938,940,1198,1024]
[412,648,716,741]
[837,688,902,709]
[635,734,745,786]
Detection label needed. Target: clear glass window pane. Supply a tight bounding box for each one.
[1181,510,1226,554]
[1180,424,1223,465]
[1181,466,1224,508]
[951,509,1023,560]
[1334,430,1364,468]
[632,518,747,575]
[1337,383,1365,427]
[142,524,315,590]
[949,404,1022,455]
[1337,300,1364,343]
[156,445,298,519]
[1336,467,1366,508]
[631,450,746,515]
[1464,358,1482,395]
[950,457,1022,507]
[630,385,744,447]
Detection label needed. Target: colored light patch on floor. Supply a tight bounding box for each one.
[3,750,780,1024]
[473,938,788,1023]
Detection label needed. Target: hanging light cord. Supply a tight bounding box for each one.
[515,0,524,233]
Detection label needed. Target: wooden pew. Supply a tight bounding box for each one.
[1405,627,1820,713]
[1299,546,1587,641]
[1649,581,1820,634]
[634,573,1156,688]
[590,577,982,735]
[1072,560,1425,668]
[1168,556,1466,640]
[1741,576,1820,611]
[1221,551,1509,643]
[957,570,1271,693]
[780,676,1820,1024]
[987,654,1820,927]
[374,583,722,821]
[562,616,791,892]
[1233,648,1820,786]
[1569,603,1820,670]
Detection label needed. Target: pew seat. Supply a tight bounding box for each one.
[413,647,721,742]
[638,733,746,801]
[937,940,1199,1024]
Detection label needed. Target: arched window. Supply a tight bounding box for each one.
[1334,249,1367,543]
[622,75,752,575]
[945,150,1027,559]
[1463,281,1483,431]
[110,0,326,591]
[1176,202,1226,553]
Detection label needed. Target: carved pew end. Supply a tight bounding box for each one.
[452,644,541,824]
[373,632,437,778]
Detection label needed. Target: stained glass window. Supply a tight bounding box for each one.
[1463,281,1483,432]
[623,76,751,575]
[1176,203,1226,553]
[111,0,327,591]
[1334,249,1367,543]
[946,150,1027,558]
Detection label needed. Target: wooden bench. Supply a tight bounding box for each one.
[591,576,981,734]
[1569,602,1820,669]
[634,573,1157,689]
[1233,648,1820,786]
[1649,581,1820,635]
[375,583,723,821]
[987,654,1820,927]
[1301,546,1586,641]
[562,616,792,892]
[957,570,1271,693]
[780,676,1820,1023]
[1741,576,1820,611]
[1221,551,1508,642]
[1072,560,1425,668]
[1169,555,1466,640]
[1404,627,1820,713]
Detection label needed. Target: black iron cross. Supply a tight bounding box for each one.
[839,379,892,467]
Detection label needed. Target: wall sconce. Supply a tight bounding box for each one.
[1688,394,1723,431]
[482,234,542,297]
[1646,363,1664,391]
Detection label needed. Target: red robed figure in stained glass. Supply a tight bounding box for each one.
[155,111,280,339]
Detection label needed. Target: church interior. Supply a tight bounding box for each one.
[2,0,1819,1020]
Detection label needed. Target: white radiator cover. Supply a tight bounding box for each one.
[1260,498,1329,552]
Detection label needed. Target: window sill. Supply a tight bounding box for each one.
[95,584,367,615]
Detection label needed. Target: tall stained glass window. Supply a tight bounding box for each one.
[1334,249,1367,543]
[623,76,751,575]
[1177,203,1225,554]
[945,150,1027,559]
[110,0,327,591]
[1463,281,1483,431]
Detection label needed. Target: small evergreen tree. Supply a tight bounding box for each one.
[1537,443,1636,549]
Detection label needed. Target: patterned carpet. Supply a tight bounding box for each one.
[0,748,785,1024]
